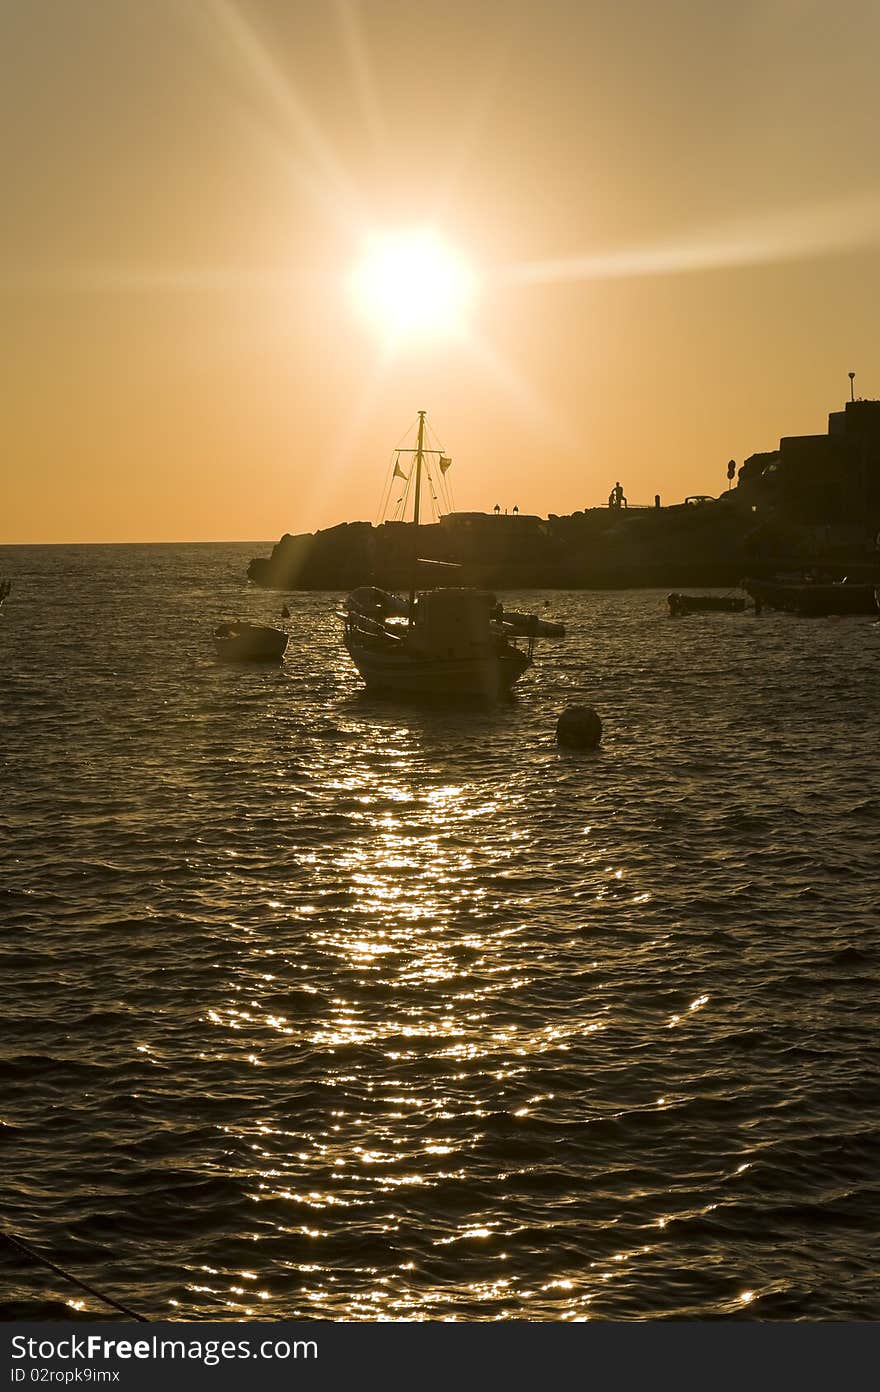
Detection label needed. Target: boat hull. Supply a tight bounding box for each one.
[345,635,530,701]
[214,624,289,662]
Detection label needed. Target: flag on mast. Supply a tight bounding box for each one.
[439,455,452,474]
[392,456,409,481]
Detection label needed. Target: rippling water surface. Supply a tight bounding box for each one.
[1,543,878,1320]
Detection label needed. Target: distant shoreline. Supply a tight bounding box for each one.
[0,539,276,548]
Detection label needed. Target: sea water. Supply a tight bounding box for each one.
[0,543,878,1319]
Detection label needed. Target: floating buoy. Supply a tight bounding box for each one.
[556,705,602,749]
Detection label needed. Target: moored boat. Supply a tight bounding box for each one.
[214,621,288,662]
[344,587,532,700]
[340,412,537,701]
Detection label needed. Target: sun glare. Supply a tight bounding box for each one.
[350,229,477,342]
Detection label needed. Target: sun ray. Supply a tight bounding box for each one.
[499,193,880,289]
[294,337,400,524]
[460,332,566,447]
[405,15,527,229]
[177,0,367,227]
[330,0,388,162]
[0,266,326,295]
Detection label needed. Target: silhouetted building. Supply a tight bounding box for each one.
[736,397,880,526]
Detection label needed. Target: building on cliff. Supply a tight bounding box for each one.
[737,396,880,528]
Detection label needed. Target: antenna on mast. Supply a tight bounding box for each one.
[848,371,856,402]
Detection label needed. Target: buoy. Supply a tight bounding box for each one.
[556,705,602,749]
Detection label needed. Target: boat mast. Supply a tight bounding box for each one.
[408,410,426,618]
[412,410,426,528]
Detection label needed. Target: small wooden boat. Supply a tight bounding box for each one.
[213,621,288,662]
[667,592,746,616]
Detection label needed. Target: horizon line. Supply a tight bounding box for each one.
[0,538,277,548]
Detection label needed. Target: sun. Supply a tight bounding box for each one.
[350,228,477,342]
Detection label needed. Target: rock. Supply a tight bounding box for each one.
[556,705,602,749]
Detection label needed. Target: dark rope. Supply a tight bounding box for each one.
[2,1229,148,1322]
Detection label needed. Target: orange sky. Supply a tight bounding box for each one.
[2,0,879,542]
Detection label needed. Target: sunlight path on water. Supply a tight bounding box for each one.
[0,545,878,1320]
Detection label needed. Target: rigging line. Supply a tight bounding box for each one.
[378,417,419,524]
[393,415,419,451]
[376,449,399,526]
[438,457,454,516]
[423,413,442,444]
[398,460,415,521]
[427,420,455,514]
[423,418,444,459]
[438,455,452,515]
[375,446,394,525]
[422,456,438,522]
[427,456,445,523]
[422,420,449,517]
[375,457,394,526]
[1,1229,148,1322]
[406,458,415,515]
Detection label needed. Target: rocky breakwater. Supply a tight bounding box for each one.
[247,502,752,592]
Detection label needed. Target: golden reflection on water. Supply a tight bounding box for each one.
[7,556,876,1321]
[186,720,679,1320]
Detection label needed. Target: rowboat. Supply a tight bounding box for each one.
[213,621,288,662]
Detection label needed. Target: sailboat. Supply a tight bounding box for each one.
[340,411,535,701]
